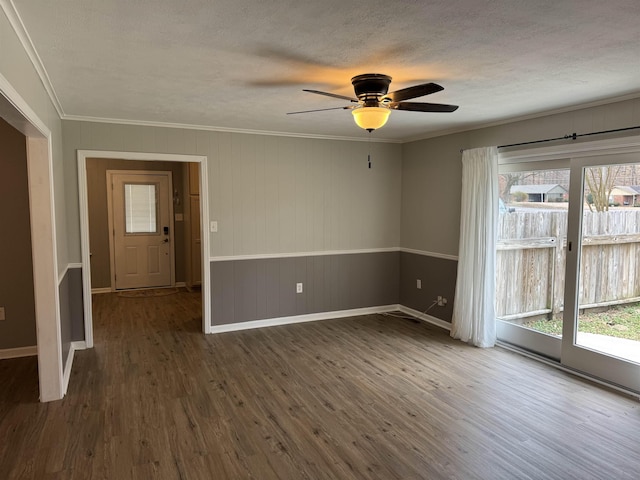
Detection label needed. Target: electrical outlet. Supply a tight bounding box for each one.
[416,279,422,289]
[0,307,5,321]
[210,221,218,233]
[437,296,448,307]
[296,283,303,294]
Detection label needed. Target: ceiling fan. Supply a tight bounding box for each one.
[287,73,458,131]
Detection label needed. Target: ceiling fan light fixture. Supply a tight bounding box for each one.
[351,106,391,131]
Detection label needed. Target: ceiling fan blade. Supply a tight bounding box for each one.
[391,102,459,112]
[384,83,444,102]
[287,106,353,115]
[303,89,358,102]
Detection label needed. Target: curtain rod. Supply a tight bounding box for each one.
[460,125,640,153]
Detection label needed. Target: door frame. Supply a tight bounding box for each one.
[0,75,64,401]
[562,151,640,393]
[78,150,211,346]
[106,170,176,290]
[497,134,640,394]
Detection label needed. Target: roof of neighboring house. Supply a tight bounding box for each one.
[611,186,640,195]
[510,184,568,194]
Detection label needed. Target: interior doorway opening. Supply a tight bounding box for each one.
[0,80,63,402]
[78,150,211,347]
[0,118,39,402]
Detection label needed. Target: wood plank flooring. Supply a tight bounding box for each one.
[1,290,639,479]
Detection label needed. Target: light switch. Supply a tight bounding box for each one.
[210,221,218,233]
[175,213,184,221]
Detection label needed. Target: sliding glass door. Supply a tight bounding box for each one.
[496,164,569,360]
[496,145,640,394]
[563,154,640,393]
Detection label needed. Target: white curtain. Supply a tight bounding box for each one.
[451,146,498,348]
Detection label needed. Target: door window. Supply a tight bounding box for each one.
[124,183,158,234]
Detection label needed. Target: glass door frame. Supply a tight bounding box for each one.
[496,157,569,361]
[563,151,640,393]
[497,135,640,394]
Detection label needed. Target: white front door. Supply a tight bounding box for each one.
[107,171,174,290]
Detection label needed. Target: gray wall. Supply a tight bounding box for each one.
[62,121,404,326]
[0,7,67,272]
[0,119,36,349]
[400,96,640,317]
[86,158,186,289]
[399,252,456,323]
[211,252,399,325]
[62,121,403,260]
[402,97,640,254]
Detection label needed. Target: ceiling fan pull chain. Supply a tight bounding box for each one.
[368,131,372,169]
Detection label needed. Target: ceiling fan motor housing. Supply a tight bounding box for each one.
[351,74,392,105]
[290,74,458,124]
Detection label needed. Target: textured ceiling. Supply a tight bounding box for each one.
[11,0,640,141]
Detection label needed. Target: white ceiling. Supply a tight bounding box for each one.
[11,0,640,142]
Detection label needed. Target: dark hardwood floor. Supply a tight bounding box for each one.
[1,290,639,479]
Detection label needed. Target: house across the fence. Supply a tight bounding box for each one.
[510,184,568,202]
[610,185,640,206]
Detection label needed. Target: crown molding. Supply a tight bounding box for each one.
[5,0,638,146]
[403,91,640,145]
[1,0,65,117]
[61,114,403,144]
[61,92,640,146]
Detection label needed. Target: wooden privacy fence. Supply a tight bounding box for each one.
[496,209,640,320]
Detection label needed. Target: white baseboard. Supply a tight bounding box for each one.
[63,344,75,394]
[62,341,87,395]
[0,345,38,359]
[71,341,87,351]
[398,305,452,331]
[209,305,401,334]
[91,287,112,294]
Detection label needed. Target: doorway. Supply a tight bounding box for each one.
[0,79,63,402]
[496,137,640,394]
[78,150,211,347]
[107,170,174,290]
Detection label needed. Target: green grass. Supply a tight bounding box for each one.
[525,304,640,342]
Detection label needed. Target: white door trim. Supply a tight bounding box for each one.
[106,170,175,290]
[77,150,212,346]
[0,73,63,402]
